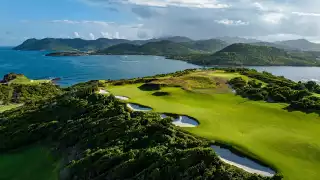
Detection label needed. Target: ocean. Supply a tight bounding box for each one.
[1,47,320,86]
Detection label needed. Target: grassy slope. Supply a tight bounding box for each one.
[8,75,51,85]
[107,71,320,180]
[0,146,60,180]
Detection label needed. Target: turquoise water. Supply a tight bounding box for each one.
[0,47,199,86]
[2,47,320,86]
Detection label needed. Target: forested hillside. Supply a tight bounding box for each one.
[97,40,199,55]
[170,43,320,66]
[0,78,275,180]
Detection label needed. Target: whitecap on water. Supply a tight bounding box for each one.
[211,145,275,177]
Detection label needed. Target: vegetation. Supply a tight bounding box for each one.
[170,44,320,66]
[0,146,60,180]
[105,69,320,180]
[227,68,320,115]
[0,73,62,107]
[275,39,320,51]
[3,69,320,180]
[13,38,131,51]
[0,104,23,113]
[97,40,202,55]
[0,80,270,180]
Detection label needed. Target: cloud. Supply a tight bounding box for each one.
[215,19,249,26]
[100,32,111,38]
[82,0,230,9]
[51,20,80,24]
[261,13,287,24]
[5,0,320,46]
[74,32,81,38]
[292,12,320,17]
[89,33,95,40]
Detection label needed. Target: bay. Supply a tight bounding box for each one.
[1,47,320,86]
[0,47,199,86]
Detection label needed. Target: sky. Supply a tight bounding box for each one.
[1,0,320,46]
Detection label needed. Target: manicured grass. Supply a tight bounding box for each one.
[0,146,60,180]
[0,104,23,113]
[107,72,320,180]
[8,76,51,85]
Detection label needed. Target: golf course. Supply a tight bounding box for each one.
[103,69,320,180]
[1,69,320,180]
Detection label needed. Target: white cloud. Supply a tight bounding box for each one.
[89,33,95,40]
[262,13,287,24]
[51,20,80,24]
[74,32,80,38]
[100,32,111,38]
[215,19,249,26]
[81,0,229,9]
[114,32,120,39]
[292,12,320,17]
[253,2,265,11]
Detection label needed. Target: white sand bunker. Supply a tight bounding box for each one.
[127,103,152,111]
[99,89,109,95]
[172,116,199,127]
[211,145,275,177]
[228,84,236,94]
[115,96,129,101]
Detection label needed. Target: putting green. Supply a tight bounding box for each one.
[0,146,60,180]
[107,71,320,180]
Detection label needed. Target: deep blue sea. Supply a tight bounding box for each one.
[1,47,320,86]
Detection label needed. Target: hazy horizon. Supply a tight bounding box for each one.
[2,0,320,46]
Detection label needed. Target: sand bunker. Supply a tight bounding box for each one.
[127,103,152,111]
[211,145,275,177]
[115,96,129,101]
[99,89,109,95]
[160,114,199,127]
[172,116,199,127]
[228,84,236,94]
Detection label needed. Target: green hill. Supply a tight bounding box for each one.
[13,36,195,51]
[15,37,226,52]
[97,39,227,55]
[182,39,228,52]
[275,39,320,51]
[14,38,132,51]
[171,43,320,66]
[97,40,199,55]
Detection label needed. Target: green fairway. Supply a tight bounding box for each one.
[0,146,60,180]
[0,104,23,113]
[7,75,51,85]
[106,71,320,180]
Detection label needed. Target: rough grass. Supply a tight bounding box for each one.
[107,71,320,180]
[153,75,217,90]
[0,104,23,113]
[0,146,60,180]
